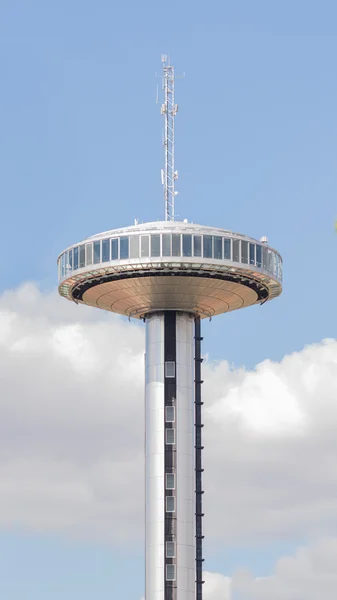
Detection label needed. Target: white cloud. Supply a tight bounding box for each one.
[230,537,337,599]
[0,283,337,548]
[204,571,232,599]
[203,338,337,543]
[189,539,337,600]
[0,283,144,543]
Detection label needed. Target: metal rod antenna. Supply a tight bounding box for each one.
[160,54,178,221]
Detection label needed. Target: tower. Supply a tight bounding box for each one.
[57,57,282,600]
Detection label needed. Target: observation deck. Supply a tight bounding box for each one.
[57,221,282,319]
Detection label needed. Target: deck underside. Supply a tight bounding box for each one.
[79,273,261,318]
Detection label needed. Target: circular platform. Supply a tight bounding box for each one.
[57,221,282,319]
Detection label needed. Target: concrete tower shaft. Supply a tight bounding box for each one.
[145,312,195,600]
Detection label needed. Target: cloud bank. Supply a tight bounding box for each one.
[204,537,337,599]
[2,283,337,598]
[0,283,336,552]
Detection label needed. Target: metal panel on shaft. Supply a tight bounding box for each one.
[176,313,195,600]
[146,314,165,600]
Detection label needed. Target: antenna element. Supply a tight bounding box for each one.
[160,54,179,221]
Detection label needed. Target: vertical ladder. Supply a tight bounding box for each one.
[194,317,204,600]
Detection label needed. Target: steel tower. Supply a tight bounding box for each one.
[160,54,178,221]
[57,57,283,600]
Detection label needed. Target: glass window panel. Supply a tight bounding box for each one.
[166,429,175,444]
[214,236,222,259]
[224,238,231,260]
[151,234,160,257]
[267,249,272,271]
[172,234,181,256]
[166,564,176,581]
[203,235,212,258]
[61,253,65,277]
[69,249,73,270]
[193,235,202,257]
[65,251,71,274]
[166,541,175,558]
[278,257,283,280]
[120,237,129,259]
[256,245,262,267]
[249,243,255,265]
[141,235,149,258]
[166,496,175,513]
[276,254,282,280]
[182,234,192,257]
[165,361,175,378]
[111,238,118,260]
[73,250,77,271]
[162,234,171,257]
[74,247,79,270]
[165,406,175,422]
[268,250,276,274]
[233,239,240,262]
[166,473,175,489]
[79,245,85,268]
[263,246,268,269]
[233,240,240,262]
[86,243,93,266]
[130,235,139,259]
[102,239,110,262]
[241,241,248,264]
[93,241,101,264]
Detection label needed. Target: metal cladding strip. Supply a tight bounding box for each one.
[164,312,177,600]
[145,313,165,600]
[194,317,205,599]
[176,313,195,600]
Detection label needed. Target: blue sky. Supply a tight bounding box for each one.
[1,1,337,598]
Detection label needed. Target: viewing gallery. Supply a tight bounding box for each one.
[58,225,283,282]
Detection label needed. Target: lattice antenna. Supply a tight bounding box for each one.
[160,54,179,221]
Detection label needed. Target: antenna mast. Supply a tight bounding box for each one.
[160,55,178,221]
